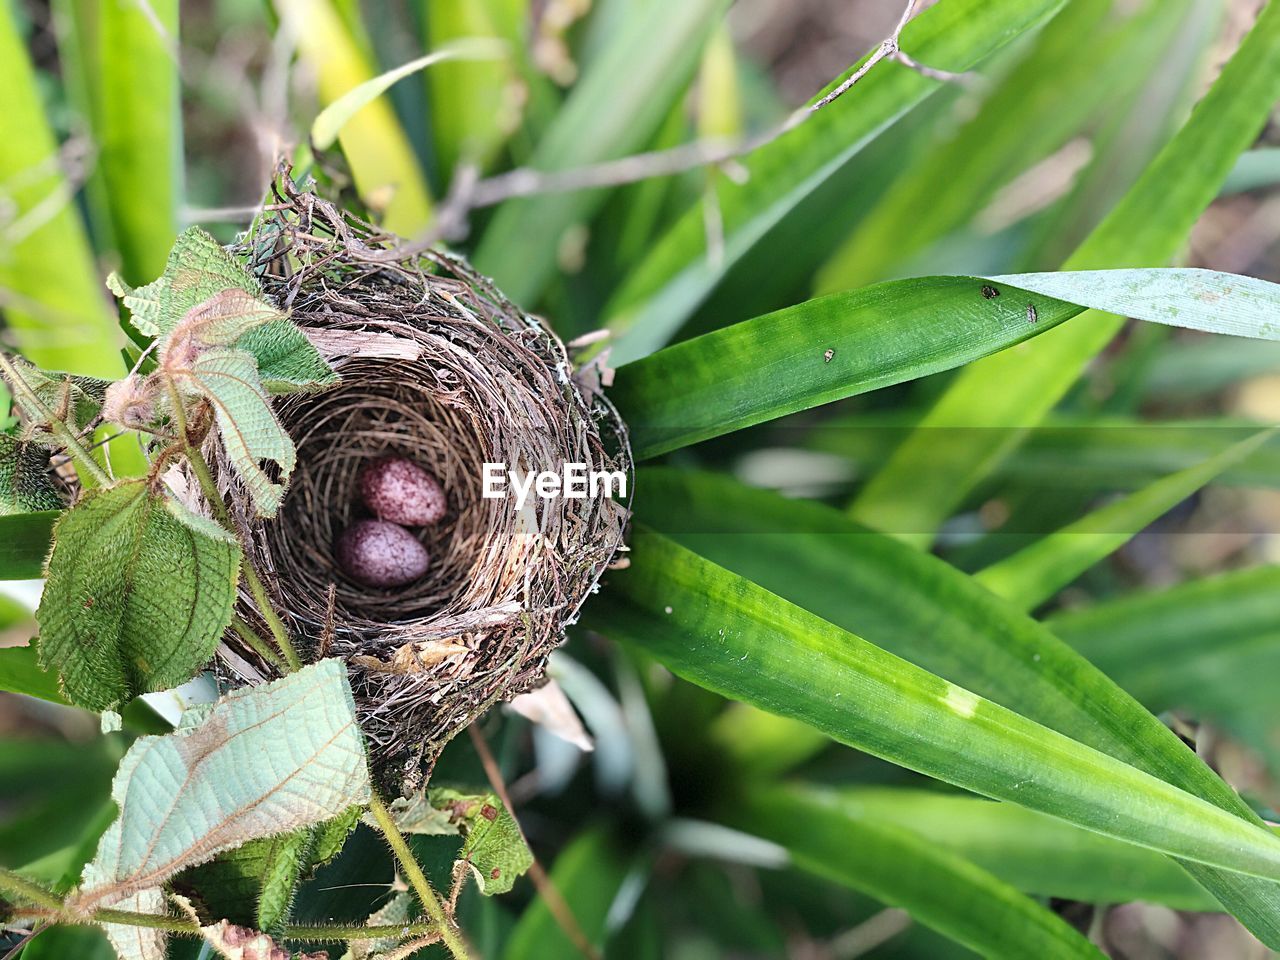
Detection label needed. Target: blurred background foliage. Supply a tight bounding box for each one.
[2,0,1280,956]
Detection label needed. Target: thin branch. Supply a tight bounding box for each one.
[468,723,600,960]
[411,0,968,249]
[0,354,111,486]
[367,794,473,960]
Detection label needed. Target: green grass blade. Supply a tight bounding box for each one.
[426,0,523,183]
[611,269,1280,461]
[601,0,1068,364]
[974,429,1274,610]
[589,529,1280,880]
[275,0,433,235]
[750,785,1217,911]
[0,645,66,705]
[58,0,180,284]
[1050,567,1280,771]
[815,0,1185,294]
[0,7,128,378]
[847,0,1280,543]
[738,784,1104,959]
[0,511,55,580]
[471,0,728,305]
[631,468,1280,944]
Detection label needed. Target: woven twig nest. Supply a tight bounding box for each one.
[211,179,630,786]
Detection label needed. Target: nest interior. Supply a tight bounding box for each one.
[213,182,630,786]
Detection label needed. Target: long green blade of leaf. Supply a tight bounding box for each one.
[311,40,506,152]
[1050,567,1280,770]
[0,6,128,378]
[746,785,1217,911]
[815,0,1188,294]
[631,468,1280,944]
[611,269,1280,461]
[275,0,434,235]
[471,0,729,305]
[57,0,180,284]
[602,0,1068,363]
[739,784,1103,958]
[974,429,1274,610]
[588,529,1280,880]
[848,0,1280,542]
[0,511,56,580]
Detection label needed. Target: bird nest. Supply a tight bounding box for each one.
[210,179,631,787]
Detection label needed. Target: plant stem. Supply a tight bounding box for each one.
[168,381,302,672]
[0,353,110,487]
[0,865,441,943]
[368,794,473,960]
[230,616,288,672]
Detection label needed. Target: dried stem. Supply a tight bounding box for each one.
[469,723,600,960]
[417,0,966,247]
[368,794,473,960]
[168,380,303,672]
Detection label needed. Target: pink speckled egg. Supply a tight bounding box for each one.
[358,456,447,526]
[337,519,430,588]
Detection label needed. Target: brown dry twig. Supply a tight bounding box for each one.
[469,723,602,960]
[422,0,972,246]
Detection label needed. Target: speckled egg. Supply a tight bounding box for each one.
[358,456,447,526]
[337,519,430,588]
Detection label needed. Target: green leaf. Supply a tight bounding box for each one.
[0,644,65,704]
[602,0,1068,363]
[472,0,729,305]
[107,227,260,338]
[1050,567,1280,770]
[0,5,131,380]
[591,529,1280,877]
[0,510,57,579]
[312,41,505,151]
[427,0,524,180]
[0,435,65,513]
[55,0,180,285]
[274,0,434,235]
[434,788,533,896]
[740,785,1105,959]
[35,479,242,709]
[378,787,534,896]
[238,321,339,395]
[747,785,1217,911]
[0,356,109,445]
[973,429,1275,610]
[171,347,297,517]
[848,0,1280,543]
[75,660,371,952]
[633,467,1280,944]
[613,269,1280,461]
[816,0,1171,292]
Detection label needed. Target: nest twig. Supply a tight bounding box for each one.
[208,175,631,787]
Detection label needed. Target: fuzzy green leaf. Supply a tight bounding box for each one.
[110,227,334,392]
[75,661,371,950]
[239,321,339,394]
[35,480,241,710]
[171,347,297,517]
[0,435,65,514]
[107,227,263,338]
[434,788,533,896]
[0,356,109,445]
